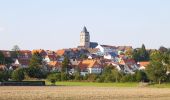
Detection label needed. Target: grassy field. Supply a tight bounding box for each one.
[47,81,170,88]
[52,81,139,87]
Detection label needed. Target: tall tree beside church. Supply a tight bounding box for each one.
[11,45,20,58]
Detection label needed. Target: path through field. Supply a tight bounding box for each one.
[0,86,170,100]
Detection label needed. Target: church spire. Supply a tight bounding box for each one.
[82,26,88,33]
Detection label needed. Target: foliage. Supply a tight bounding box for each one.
[11,45,20,58]
[0,51,5,64]
[86,74,98,82]
[26,53,47,79]
[61,72,68,81]
[47,73,58,85]
[120,74,136,82]
[0,71,10,82]
[74,66,82,80]
[135,70,148,82]
[61,56,70,73]
[12,68,25,81]
[133,44,149,62]
[146,51,168,84]
[125,48,133,58]
[159,46,168,53]
[98,65,123,83]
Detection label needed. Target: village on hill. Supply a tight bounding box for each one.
[0,27,169,84]
[0,27,150,74]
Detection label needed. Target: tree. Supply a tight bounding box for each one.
[61,72,68,81]
[74,66,81,80]
[139,44,149,61]
[133,44,149,62]
[61,56,70,73]
[125,48,133,58]
[11,45,20,58]
[132,49,140,62]
[112,68,123,82]
[12,45,20,51]
[159,46,168,53]
[0,51,5,64]
[26,53,46,78]
[135,70,147,82]
[47,73,58,85]
[146,51,167,84]
[0,71,9,82]
[12,68,25,81]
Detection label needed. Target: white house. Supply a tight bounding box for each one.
[96,45,117,54]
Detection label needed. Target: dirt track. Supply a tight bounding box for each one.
[0,86,170,100]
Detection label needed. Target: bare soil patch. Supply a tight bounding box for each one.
[0,86,170,100]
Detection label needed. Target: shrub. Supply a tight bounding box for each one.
[47,73,58,85]
[61,72,68,81]
[120,74,136,82]
[0,71,9,81]
[12,68,25,81]
[87,74,98,82]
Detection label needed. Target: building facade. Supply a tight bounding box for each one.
[79,26,90,48]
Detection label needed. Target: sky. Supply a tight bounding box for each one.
[0,0,170,50]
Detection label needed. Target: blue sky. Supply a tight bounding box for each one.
[0,0,170,50]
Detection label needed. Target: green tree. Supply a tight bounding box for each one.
[159,46,168,53]
[74,66,81,80]
[125,48,133,58]
[26,53,46,78]
[0,71,9,82]
[61,56,70,73]
[47,73,58,85]
[112,69,123,82]
[61,72,68,81]
[12,68,25,81]
[0,51,5,64]
[146,51,167,84]
[133,44,149,62]
[120,74,136,82]
[11,45,20,58]
[139,44,149,61]
[135,70,147,82]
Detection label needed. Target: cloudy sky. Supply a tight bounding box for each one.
[0,0,170,50]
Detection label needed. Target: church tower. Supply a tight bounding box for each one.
[79,26,90,48]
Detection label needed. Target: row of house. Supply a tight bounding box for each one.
[0,45,150,75]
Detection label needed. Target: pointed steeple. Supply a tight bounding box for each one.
[82,26,88,33]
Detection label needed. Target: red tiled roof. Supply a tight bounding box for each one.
[138,61,150,67]
[48,61,61,68]
[78,59,102,69]
[120,59,136,65]
[56,49,65,56]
